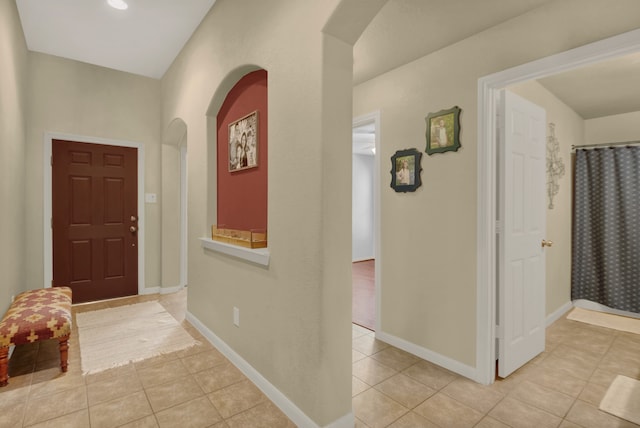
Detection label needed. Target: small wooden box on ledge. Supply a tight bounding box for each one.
[211,225,267,249]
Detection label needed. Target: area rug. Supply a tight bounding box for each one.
[566,307,640,335]
[76,301,198,374]
[600,375,640,424]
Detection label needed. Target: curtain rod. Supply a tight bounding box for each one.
[572,140,640,151]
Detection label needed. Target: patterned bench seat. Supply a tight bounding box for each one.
[0,287,72,386]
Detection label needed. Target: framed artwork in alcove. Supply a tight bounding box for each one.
[228,111,258,172]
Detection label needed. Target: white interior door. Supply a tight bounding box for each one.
[498,90,547,378]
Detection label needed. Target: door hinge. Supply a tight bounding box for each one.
[50,155,53,166]
[495,221,502,235]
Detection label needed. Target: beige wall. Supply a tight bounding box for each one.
[509,80,584,318]
[0,0,28,312]
[25,53,162,291]
[161,0,358,424]
[353,0,640,368]
[585,110,640,144]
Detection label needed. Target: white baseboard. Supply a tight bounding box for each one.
[546,301,573,327]
[573,299,640,320]
[140,286,160,295]
[185,311,353,428]
[324,412,355,428]
[375,330,478,381]
[159,285,184,295]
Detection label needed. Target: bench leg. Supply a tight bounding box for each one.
[58,336,69,373]
[0,347,8,387]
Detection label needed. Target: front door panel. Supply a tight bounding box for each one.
[52,139,138,303]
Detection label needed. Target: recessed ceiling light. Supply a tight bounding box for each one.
[107,0,128,10]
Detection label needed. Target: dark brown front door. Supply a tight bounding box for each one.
[52,139,138,303]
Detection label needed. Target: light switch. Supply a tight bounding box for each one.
[145,193,157,203]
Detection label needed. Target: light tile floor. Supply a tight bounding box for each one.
[351,316,640,428]
[1,290,639,427]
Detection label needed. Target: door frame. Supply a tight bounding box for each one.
[476,28,640,384]
[43,132,146,296]
[352,111,381,332]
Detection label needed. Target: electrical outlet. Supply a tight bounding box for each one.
[233,307,240,327]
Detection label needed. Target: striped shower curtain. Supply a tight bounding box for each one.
[571,146,640,313]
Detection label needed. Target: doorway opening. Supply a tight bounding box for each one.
[476,29,640,384]
[352,112,380,331]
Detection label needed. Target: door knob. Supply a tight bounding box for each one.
[130,215,137,222]
[130,226,137,233]
[541,239,553,247]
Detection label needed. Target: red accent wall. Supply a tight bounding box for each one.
[217,70,268,231]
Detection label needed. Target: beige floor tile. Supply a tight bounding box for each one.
[474,416,511,428]
[87,367,142,406]
[578,381,609,406]
[538,353,597,381]
[25,409,89,428]
[558,421,583,428]
[156,396,222,428]
[355,417,370,428]
[387,411,438,427]
[402,360,458,390]
[136,358,188,388]
[175,341,214,359]
[352,388,408,428]
[352,349,367,363]
[414,393,483,428]
[353,376,370,397]
[89,390,153,428]
[0,399,26,427]
[0,373,32,404]
[194,363,246,394]
[224,401,295,428]
[23,384,87,426]
[509,380,575,417]
[489,396,561,428]
[370,347,420,372]
[181,349,227,374]
[565,399,639,428]
[374,373,435,409]
[441,377,504,413]
[84,363,137,385]
[597,351,640,379]
[134,353,179,372]
[145,375,204,413]
[352,357,397,386]
[526,365,587,397]
[352,335,389,356]
[119,415,160,428]
[207,379,266,419]
[589,367,626,387]
[29,368,85,399]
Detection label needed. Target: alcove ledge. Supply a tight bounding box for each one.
[199,237,270,266]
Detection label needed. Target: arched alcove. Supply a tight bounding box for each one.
[162,118,187,291]
[206,66,267,234]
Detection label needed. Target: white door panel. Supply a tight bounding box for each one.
[498,90,547,378]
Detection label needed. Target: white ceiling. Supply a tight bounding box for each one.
[15,0,640,120]
[353,0,553,85]
[537,52,640,119]
[16,0,215,79]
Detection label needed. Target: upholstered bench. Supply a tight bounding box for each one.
[0,287,72,386]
